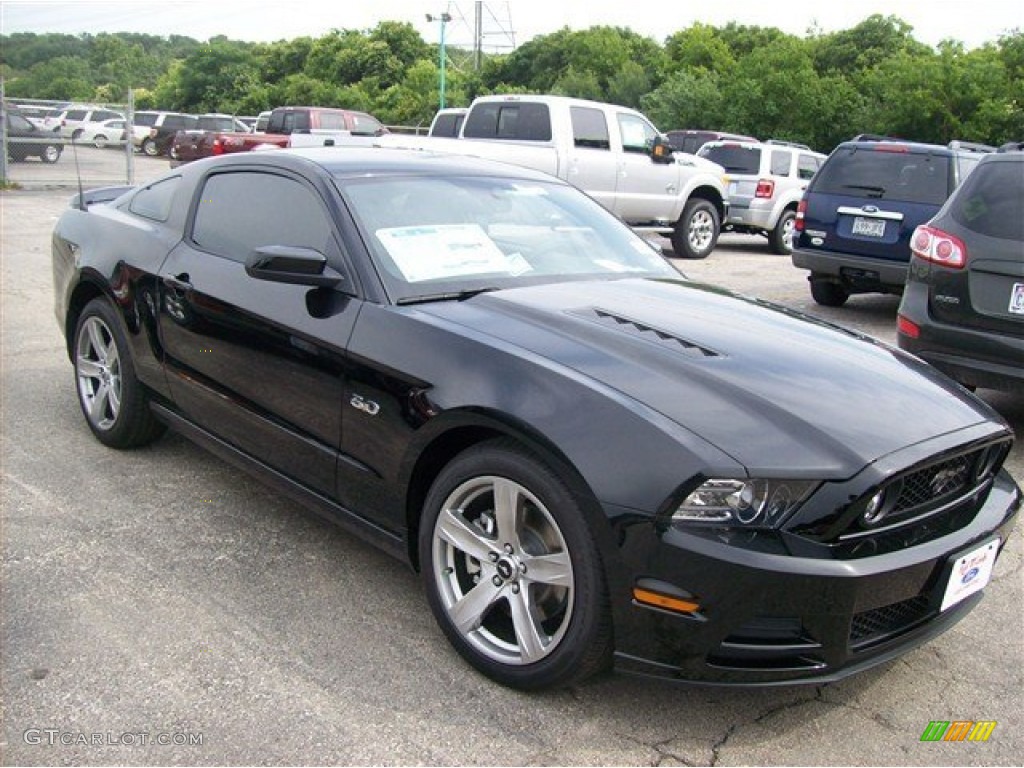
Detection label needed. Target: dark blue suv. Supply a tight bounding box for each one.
[791,135,994,306]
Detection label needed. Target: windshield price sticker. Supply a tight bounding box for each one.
[1009,283,1024,315]
[940,539,999,612]
[377,224,522,282]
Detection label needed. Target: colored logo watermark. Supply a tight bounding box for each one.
[920,720,997,742]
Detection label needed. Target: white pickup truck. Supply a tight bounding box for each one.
[376,95,730,259]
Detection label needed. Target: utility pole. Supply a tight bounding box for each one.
[426,12,453,110]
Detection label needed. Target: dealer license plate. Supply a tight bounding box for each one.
[1009,283,1024,315]
[851,217,886,238]
[940,539,1000,612]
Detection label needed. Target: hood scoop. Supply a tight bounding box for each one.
[571,308,720,359]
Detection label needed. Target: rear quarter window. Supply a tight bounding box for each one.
[463,102,552,141]
[949,160,1024,241]
[129,176,182,222]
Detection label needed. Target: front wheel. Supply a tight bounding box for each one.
[420,440,612,690]
[671,198,719,259]
[73,298,165,448]
[93,134,108,149]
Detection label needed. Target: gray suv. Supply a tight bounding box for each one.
[699,139,826,253]
[896,146,1024,391]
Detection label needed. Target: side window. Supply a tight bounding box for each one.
[570,106,610,150]
[8,114,34,131]
[350,113,385,136]
[770,150,793,176]
[617,113,657,154]
[164,115,187,130]
[319,112,347,131]
[797,154,820,180]
[463,103,551,141]
[956,154,982,183]
[66,109,87,122]
[191,172,333,262]
[96,110,121,122]
[129,176,182,222]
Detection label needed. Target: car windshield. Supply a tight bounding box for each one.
[337,174,677,303]
[812,148,952,205]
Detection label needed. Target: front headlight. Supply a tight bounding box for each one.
[673,479,818,529]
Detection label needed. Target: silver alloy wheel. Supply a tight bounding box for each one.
[781,215,796,250]
[688,208,715,253]
[431,475,574,666]
[76,316,122,431]
[42,145,60,163]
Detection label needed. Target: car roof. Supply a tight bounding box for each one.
[199,146,573,184]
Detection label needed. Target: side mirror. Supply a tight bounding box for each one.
[650,135,674,165]
[245,245,343,288]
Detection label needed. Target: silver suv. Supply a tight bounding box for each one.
[699,139,826,253]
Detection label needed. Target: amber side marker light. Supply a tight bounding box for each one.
[633,587,701,615]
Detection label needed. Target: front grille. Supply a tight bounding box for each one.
[891,454,972,514]
[850,595,932,649]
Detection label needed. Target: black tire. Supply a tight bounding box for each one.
[73,298,166,448]
[670,198,719,259]
[810,277,850,307]
[93,134,108,149]
[420,439,612,690]
[41,144,61,164]
[142,137,159,157]
[769,209,797,255]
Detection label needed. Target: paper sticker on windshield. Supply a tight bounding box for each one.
[377,224,518,283]
[1009,283,1024,315]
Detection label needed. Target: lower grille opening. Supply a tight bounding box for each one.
[707,616,826,672]
[850,595,933,650]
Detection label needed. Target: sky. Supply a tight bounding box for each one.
[1,0,1022,52]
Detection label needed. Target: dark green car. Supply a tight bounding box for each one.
[897,146,1024,392]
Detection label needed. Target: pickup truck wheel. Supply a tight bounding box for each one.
[809,277,850,307]
[769,210,797,255]
[142,138,159,157]
[671,199,719,259]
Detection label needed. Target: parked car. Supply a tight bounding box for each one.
[132,111,198,156]
[666,129,758,156]
[3,109,62,163]
[14,104,61,132]
[698,139,827,254]
[897,146,1024,392]
[73,117,127,149]
[428,107,468,137]
[51,148,1019,690]
[53,105,125,140]
[792,135,994,306]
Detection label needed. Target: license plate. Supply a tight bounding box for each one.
[1009,283,1024,315]
[852,217,886,238]
[940,539,1000,612]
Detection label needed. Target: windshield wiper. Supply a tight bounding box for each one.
[396,287,501,306]
[841,184,887,197]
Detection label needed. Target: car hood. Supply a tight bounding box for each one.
[415,277,1001,475]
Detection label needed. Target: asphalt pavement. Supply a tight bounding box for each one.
[1,149,1022,766]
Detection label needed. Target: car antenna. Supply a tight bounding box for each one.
[71,132,85,211]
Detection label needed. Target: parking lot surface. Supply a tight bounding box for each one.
[2,150,1022,765]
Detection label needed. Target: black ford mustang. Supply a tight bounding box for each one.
[52,148,1019,690]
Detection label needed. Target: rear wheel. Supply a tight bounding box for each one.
[810,277,850,307]
[93,134,108,149]
[73,298,165,448]
[142,138,159,157]
[420,440,612,690]
[769,209,797,255]
[40,144,61,164]
[671,198,719,259]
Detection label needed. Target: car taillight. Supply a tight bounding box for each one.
[911,224,966,269]
[755,179,775,199]
[794,199,807,232]
[897,314,920,339]
[212,138,224,155]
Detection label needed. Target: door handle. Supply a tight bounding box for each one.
[163,273,192,291]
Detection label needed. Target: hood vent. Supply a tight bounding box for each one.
[574,308,720,358]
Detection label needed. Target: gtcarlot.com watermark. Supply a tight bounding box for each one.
[24,729,203,747]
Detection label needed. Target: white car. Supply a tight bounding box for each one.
[72,118,127,149]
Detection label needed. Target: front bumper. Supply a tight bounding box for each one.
[607,469,1019,685]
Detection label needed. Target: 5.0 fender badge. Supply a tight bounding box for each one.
[350,394,380,416]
